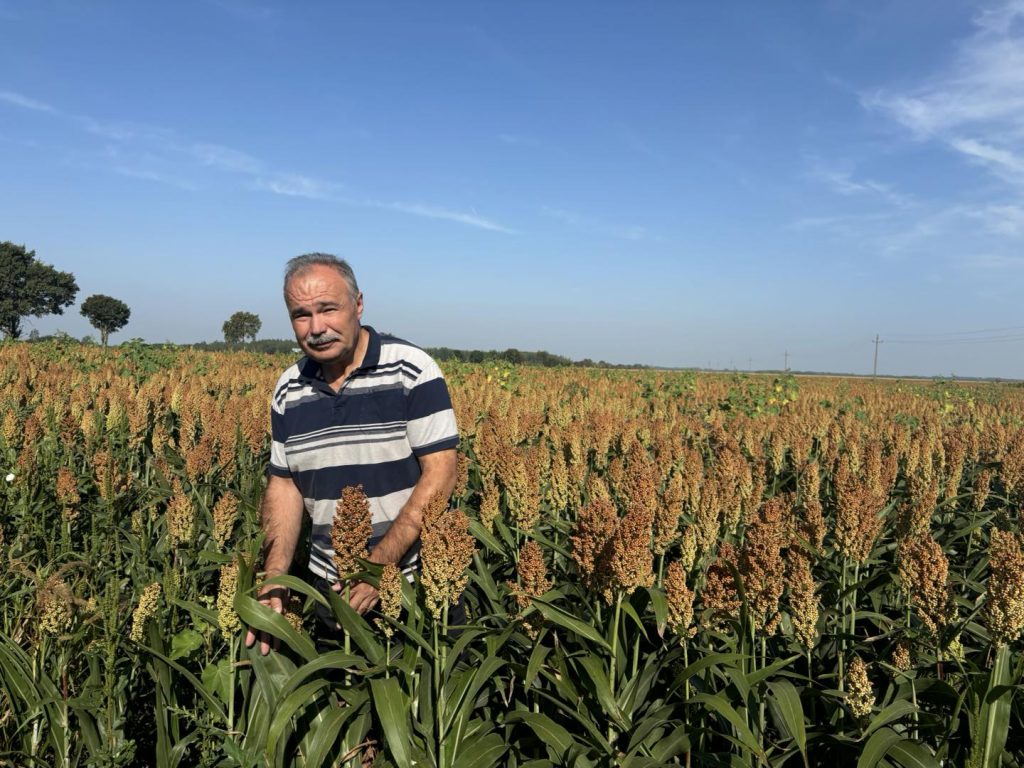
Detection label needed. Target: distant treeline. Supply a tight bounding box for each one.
[426,346,651,369]
[187,339,299,354]
[23,333,651,368]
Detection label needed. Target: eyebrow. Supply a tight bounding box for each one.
[289,300,341,315]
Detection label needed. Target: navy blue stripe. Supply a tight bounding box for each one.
[272,409,288,442]
[288,433,406,455]
[288,422,404,446]
[407,377,454,422]
[412,435,459,456]
[360,358,422,376]
[292,455,421,500]
[268,463,292,478]
[278,388,409,434]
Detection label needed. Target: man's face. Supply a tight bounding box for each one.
[285,265,364,370]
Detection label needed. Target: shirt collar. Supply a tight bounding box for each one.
[297,324,380,384]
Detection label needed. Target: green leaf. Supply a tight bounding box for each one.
[532,598,611,650]
[266,679,331,760]
[525,641,550,689]
[325,589,384,664]
[864,700,919,737]
[469,519,507,555]
[886,740,940,768]
[646,586,668,638]
[577,654,628,728]
[276,650,364,701]
[169,628,204,661]
[767,680,806,760]
[505,711,575,760]
[141,644,227,722]
[451,732,508,768]
[747,653,800,686]
[857,729,907,768]
[235,594,318,662]
[975,643,1014,768]
[650,723,690,762]
[262,573,331,608]
[301,705,352,768]
[200,659,233,706]
[371,677,414,768]
[688,692,768,765]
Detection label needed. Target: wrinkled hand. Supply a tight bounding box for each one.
[244,586,287,656]
[333,580,379,616]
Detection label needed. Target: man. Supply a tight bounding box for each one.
[245,253,459,655]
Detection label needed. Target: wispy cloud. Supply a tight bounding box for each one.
[113,166,198,191]
[254,174,342,202]
[962,203,1024,236]
[862,0,1024,185]
[814,168,912,207]
[189,142,263,174]
[383,201,516,233]
[0,89,55,113]
[804,155,913,207]
[0,86,513,233]
[542,205,659,242]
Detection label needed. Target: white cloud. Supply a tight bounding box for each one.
[810,167,913,207]
[188,142,263,174]
[1,87,513,233]
[383,201,515,233]
[0,89,56,112]
[962,203,1024,236]
[113,166,198,191]
[863,0,1024,185]
[254,174,340,201]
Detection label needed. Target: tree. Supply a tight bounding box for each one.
[0,242,79,339]
[80,294,131,348]
[222,311,261,345]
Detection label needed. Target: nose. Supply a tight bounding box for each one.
[308,312,326,335]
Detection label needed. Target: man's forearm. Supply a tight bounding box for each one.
[261,474,305,579]
[367,448,457,566]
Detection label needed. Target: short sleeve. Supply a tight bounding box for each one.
[405,358,459,456]
[268,393,292,478]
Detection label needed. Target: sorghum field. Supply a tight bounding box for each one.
[2,340,1023,768]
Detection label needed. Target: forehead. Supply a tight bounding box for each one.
[285,265,352,305]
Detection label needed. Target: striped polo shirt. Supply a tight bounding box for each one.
[268,325,459,580]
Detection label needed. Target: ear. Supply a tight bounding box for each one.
[355,292,364,320]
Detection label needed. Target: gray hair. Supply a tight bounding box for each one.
[284,253,360,299]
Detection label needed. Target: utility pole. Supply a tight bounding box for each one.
[784,350,789,372]
[748,356,753,371]
[872,334,883,378]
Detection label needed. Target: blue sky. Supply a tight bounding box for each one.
[2,0,1023,377]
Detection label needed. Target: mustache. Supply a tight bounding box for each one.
[305,332,341,345]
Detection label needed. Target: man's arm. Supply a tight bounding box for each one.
[347,448,458,614]
[244,473,304,655]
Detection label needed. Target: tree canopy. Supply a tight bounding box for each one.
[222,311,261,345]
[0,242,79,339]
[80,294,131,348]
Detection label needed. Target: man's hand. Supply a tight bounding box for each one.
[331,579,380,615]
[244,585,288,656]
